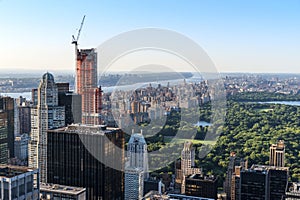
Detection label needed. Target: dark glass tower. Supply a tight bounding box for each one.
[240,165,288,200]
[0,96,15,159]
[0,111,8,164]
[47,124,125,200]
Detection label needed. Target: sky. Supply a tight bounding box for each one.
[0,0,299,73]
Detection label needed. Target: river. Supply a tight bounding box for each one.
[1,75,204,100]
[258,101,300,106]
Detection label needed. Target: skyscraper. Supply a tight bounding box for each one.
[28,73,65,183]
[47,124,125,200]
[14,133,30,161]
[56,82,82,126]
[270,140,285,167]
[81,87,103,125]
[18,104,31,135]
[124,167,144,200]
[175,141,202,193]
[239,165,288,200]
[127,132,149,178]
[76,48,97,95]
[125,132,148,199]
[224,152,247,200]
[75,48,102,125]
[0,110,8,164]
[0,96,15,159]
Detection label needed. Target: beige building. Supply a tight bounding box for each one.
[270,140,285,167]
[175,141,202,194]
[28,73,65,183]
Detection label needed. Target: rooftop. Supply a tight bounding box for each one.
[186,173,217,181]
[48,123,121,135]
[0,165,37,178]
[40,183,86,195]
[250,164,289,172]
[42,72,54,82]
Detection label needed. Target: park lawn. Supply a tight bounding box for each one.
[164,136,215,145]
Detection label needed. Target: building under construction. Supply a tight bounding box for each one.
[72,16,103,125]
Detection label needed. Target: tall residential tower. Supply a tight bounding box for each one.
[28,73,65,183]
[270,140,285,167]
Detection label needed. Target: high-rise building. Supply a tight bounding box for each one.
[184,174,218,200]
[75,48,102,125]
[224,152,247,200]
[0,110,8,164]
[175,141,202,193]
[127,132,149,177]
[143,177,164,196]
[239,165,288,200]
[124,167,144,200]
[14,133,30,161]
[18,105,31,135]
[81,87,103,125]
[76,48,97,95]
[0,165,40,200]
[125,132,148,199]
[28,73,65,183]
[0,96,15,159]
[47,124,125,200]
[270,140,285,167]
[56,82,82,126]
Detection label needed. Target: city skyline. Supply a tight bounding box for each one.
[0,1,299,199]
[0,0,300,73]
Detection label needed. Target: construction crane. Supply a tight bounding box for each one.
[72,15,85,93]
[72,15,86,54]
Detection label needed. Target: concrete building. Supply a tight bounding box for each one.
[125,167,144,200]
[76,48,97,95]
[81,87,102,125]
[223,152,247,200]
[286,182,300,200]
[175,141,202,193]
[40,183,86,200]
[14,133,29,161]
[270,140,285,167]
[75,48,103,125]
[47,124,125,200]
[28,72,65,183]
[125,132,149,199]
[0,165,39,200]
[127,132,149,178]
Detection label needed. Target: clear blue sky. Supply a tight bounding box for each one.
[0,0,299,73]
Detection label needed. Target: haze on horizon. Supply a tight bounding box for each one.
[0,0,299,74]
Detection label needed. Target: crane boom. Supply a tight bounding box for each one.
[72,15,86,45]
[76,15,85,42]
[72,15,86,94]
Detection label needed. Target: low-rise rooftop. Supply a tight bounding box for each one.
[40,183,86,196]
[0,165,37,178]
